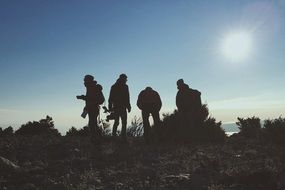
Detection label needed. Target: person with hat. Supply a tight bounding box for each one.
[176,79,202,136]
[77,75,105,139]
[108,74,131,139]
[137,86,162,141]
[176,79,192,113]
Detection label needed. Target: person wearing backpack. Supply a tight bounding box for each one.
[108,74,131,139]
[176,79,202,139]
[77,75,105,139]
[137,87,162,141]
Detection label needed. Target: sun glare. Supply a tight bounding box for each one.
[221,31,252,62]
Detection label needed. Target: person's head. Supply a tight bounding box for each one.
[118,73,128,84]
[84,75,94,87]
[176,79,185,90]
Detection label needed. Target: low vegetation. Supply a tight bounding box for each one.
[1,111,285,189]
[236,116,285,144]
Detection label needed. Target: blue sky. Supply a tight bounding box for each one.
[0,0,284,133]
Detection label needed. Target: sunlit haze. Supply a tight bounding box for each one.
[221,31,252,62]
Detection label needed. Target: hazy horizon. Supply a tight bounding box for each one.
[0,115,262,135]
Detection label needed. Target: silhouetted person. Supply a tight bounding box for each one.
[137,87,162,141]
[108,74,131,139]
[176,79,202,129]
[77,75,105,139]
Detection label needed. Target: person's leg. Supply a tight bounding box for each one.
[151,111,161,127]
[151,111,161,140]
[120,109,127,138]
[94,107,101,136]
[88,109,96,137]
[112,115,119,136]
[142,110,150,141]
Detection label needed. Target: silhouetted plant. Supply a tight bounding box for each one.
[15,115,60,136]
[159,110,179,141]
[66,127,80,136]
[200,117,225,143]
[66,126,90,137]
[159,104,225,143]
[200,104,210,121]
[236,117,261,138]
[66,121,111,137]
[263,117,285,144]
[1,126,14,136]
[127,116,143,137]
[99,120,111,136]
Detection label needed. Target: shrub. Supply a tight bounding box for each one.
[200,104,210,122]
[159,110,179,141]
[159,104,225,143]
[1,126,14,136]
[200,117,225,143]
[66,126,91,136]
[99,120,111,136]
[127,117,143,137]
[66,121,111,137]
[66,127,81,136]
[263,117,285,144]
[236,117,261,138]
[15,115,60,136]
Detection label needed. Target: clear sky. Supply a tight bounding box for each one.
[0,0,284,133]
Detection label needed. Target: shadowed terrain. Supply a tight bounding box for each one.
[1,114,285,190]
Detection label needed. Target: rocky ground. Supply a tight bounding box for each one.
[1,135,285,190]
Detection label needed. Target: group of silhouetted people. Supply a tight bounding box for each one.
[77,74,202,142]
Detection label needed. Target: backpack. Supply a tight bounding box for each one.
[96,84,105,105]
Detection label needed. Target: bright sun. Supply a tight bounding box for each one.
[221,31,252,62]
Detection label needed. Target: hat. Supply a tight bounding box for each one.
[177,79,184,86]
[119,73,128,79]
[145,86,152,91]
[84,75,94,82]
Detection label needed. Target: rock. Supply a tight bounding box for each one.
[116,182,124,187]
[163,173,191,189]
[164,173,191,181]
[0,156,20,174]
